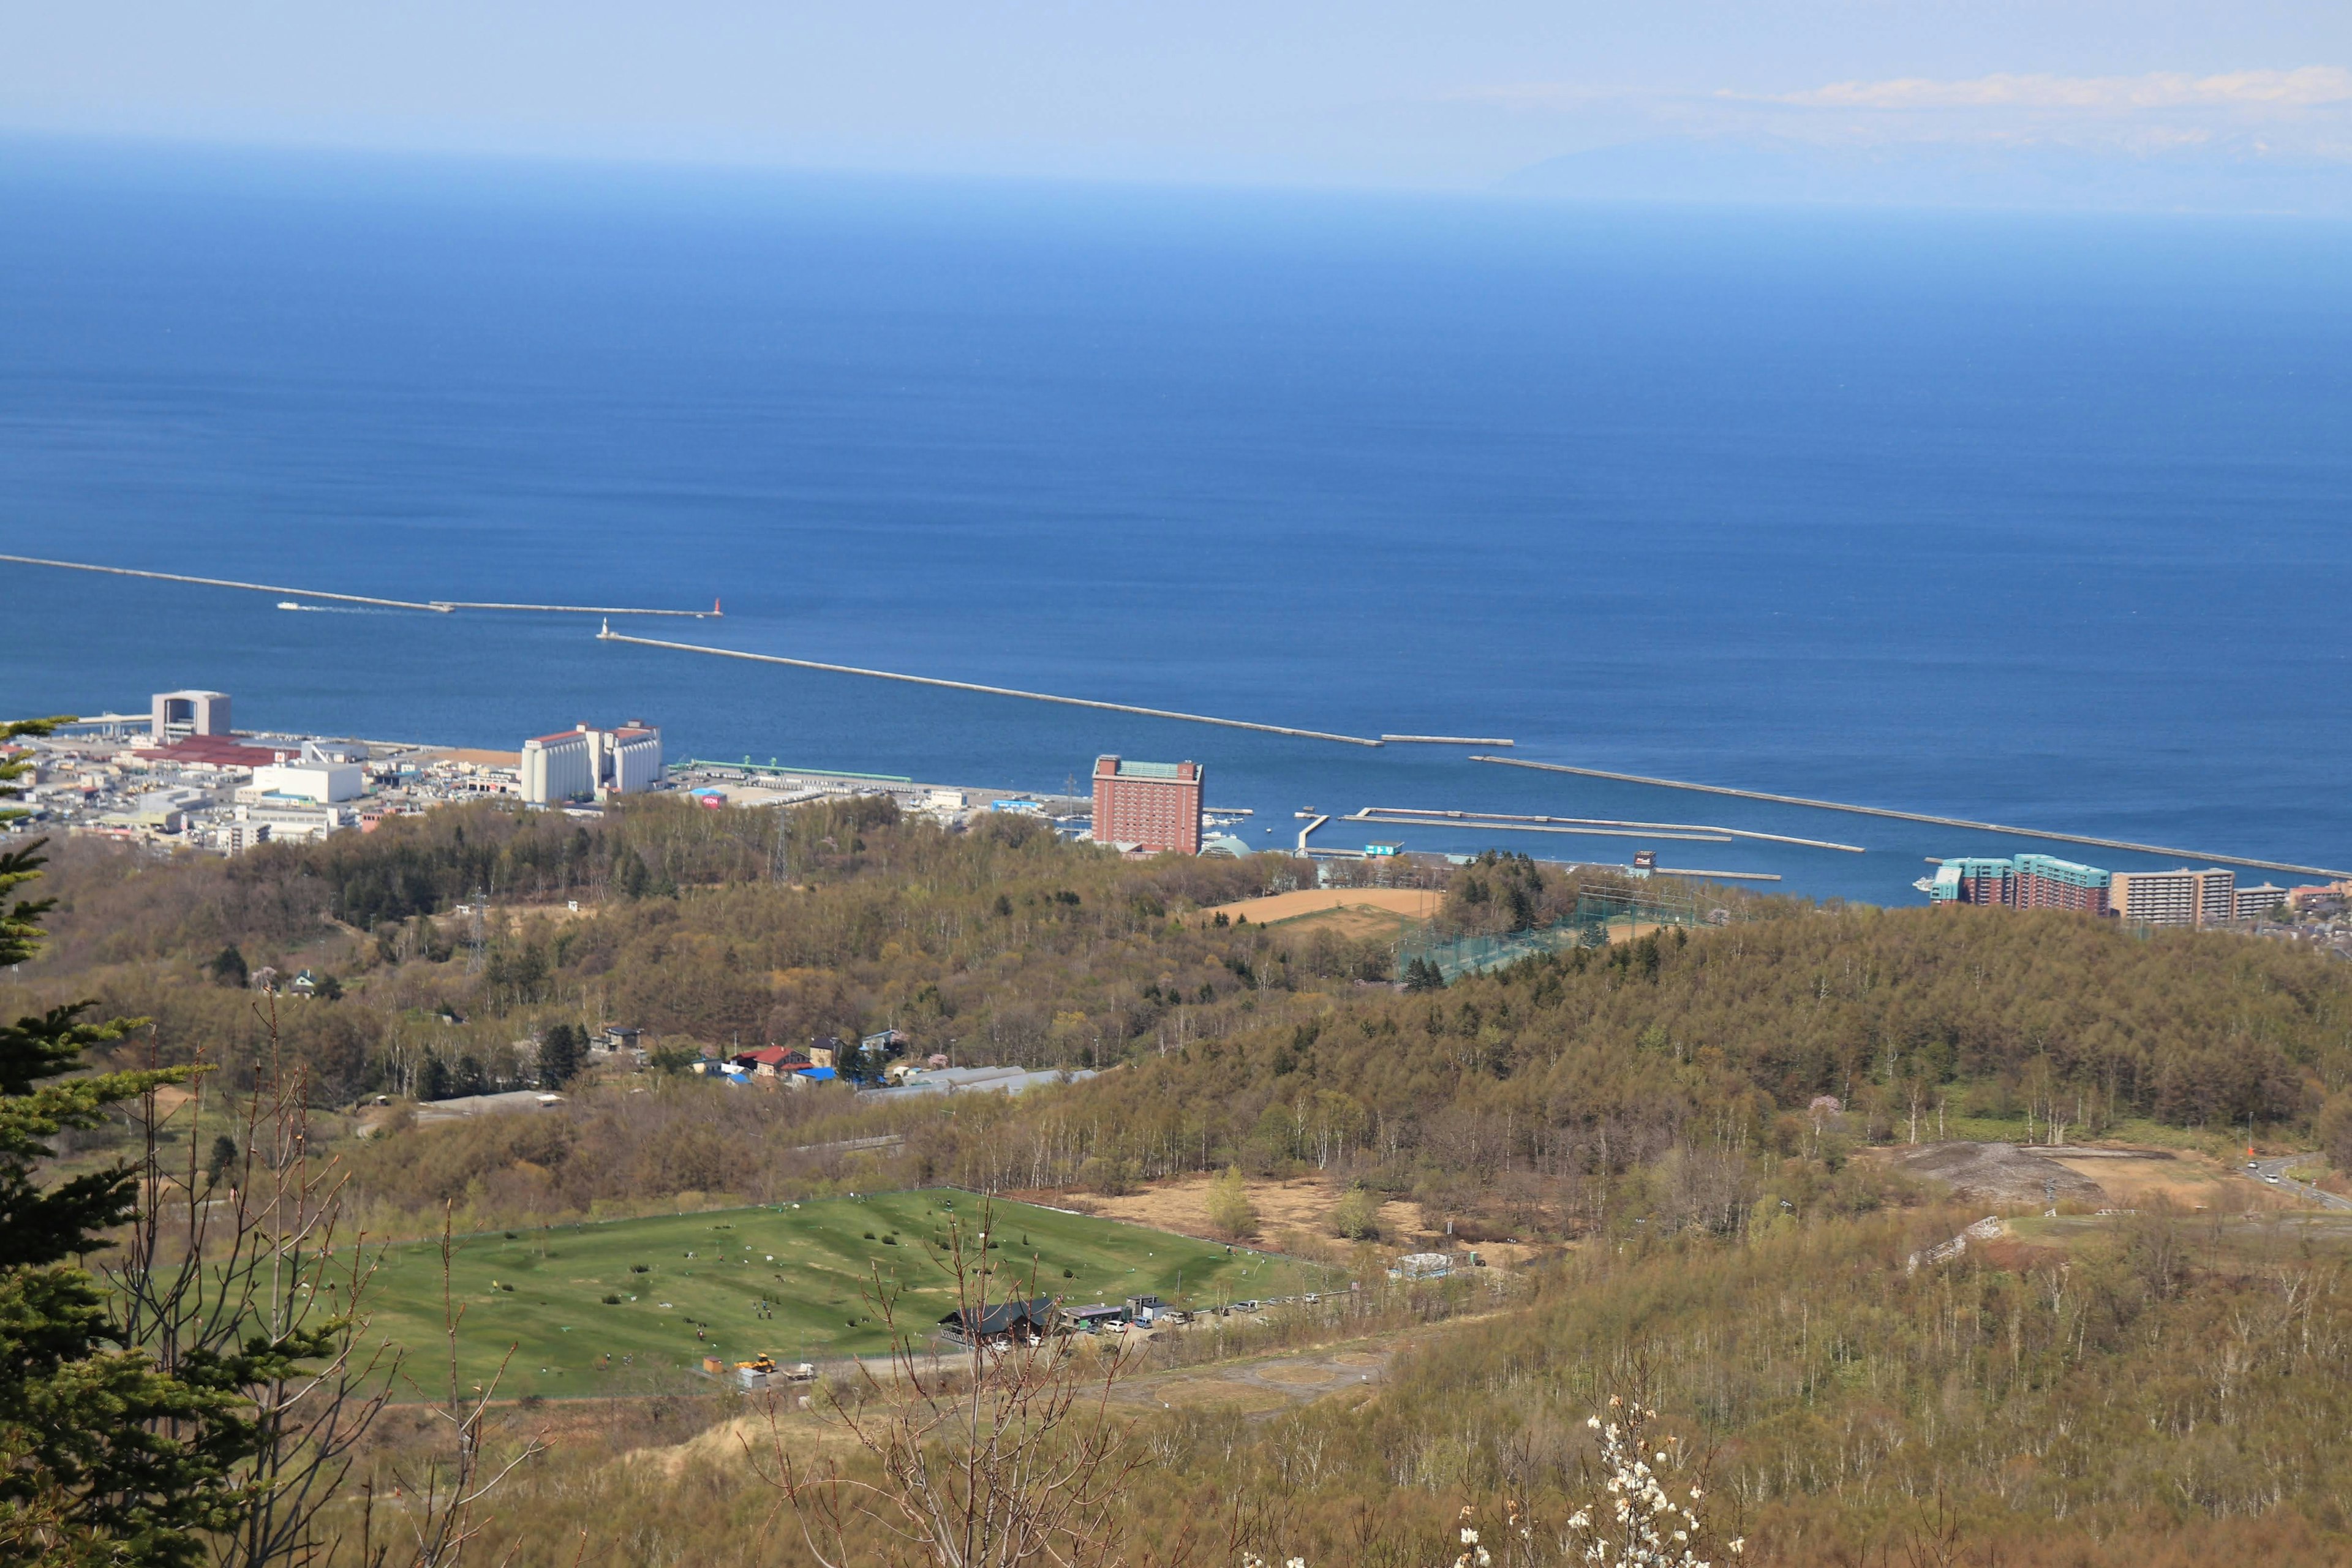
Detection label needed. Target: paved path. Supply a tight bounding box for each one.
[2246,1155,2352,1211]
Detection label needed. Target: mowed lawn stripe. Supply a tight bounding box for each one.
[350,1191,1313,1398]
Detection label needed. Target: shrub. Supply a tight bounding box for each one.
[1329,1186,1381,1242]
[1206,1165,1258,1241]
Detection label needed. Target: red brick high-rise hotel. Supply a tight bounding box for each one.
[1091,756,1203,855]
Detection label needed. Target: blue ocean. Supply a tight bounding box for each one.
[3,141,2349,902]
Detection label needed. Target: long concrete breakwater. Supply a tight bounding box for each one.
[599,628,1387,747]
[1473,755,2352,880]
[1349,806,1864,854]
[0,554,719,617]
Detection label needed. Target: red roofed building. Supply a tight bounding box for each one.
[732,1046,810,1077]
[131,735,284,772]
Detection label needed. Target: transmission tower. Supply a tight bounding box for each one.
[466,886,486,974]
[769,814,790,884]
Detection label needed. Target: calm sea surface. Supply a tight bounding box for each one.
[3,143,2349,902]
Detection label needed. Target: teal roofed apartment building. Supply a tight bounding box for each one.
[1924,853,2111,916]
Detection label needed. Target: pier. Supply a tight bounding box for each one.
[599,628,1387,747]
[1474,755,2352,880]
[1380,734,1515,747]
[1348,806,1863,853]
[1352,815,1732,844]
[0,554,718,617]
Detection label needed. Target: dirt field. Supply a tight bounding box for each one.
[1065,1172,1431,1257]
[1203,887,1441,926]
[2046,1150,2302,1211]
[1887,1141,2304,1212]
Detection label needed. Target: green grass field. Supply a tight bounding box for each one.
[353,1191,1320,1399]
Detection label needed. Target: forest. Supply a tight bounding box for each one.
[13,788,2352,1564]
[12,795,2350,1240]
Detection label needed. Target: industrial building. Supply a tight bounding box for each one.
[1090,755,1204,855]
[521,721,663,805]
[247,742,364,804]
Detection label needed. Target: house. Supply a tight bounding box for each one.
[938,1297,1060,1348]
[288,969,319,997]
[1123,1294,1167,1325]
[807,1037,842,1069]
[597,1026,643,1055]
[732,1046,810,1078]
[860,1029,913,1058]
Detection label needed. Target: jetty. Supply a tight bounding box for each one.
[598,627,1386,747]
[0,554,718,617]
[1473,755,2351,880]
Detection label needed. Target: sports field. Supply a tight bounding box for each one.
[352,1191,1317,1400]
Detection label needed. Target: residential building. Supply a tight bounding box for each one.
[1925,858,2016,907]
[2012,853,2112,914]
[2109,867,2236,927]
[1090,756,1204,855]
[1926,853,2111,916]
[2236,884,2291,921]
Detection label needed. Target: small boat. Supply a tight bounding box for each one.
[276,600,301,610]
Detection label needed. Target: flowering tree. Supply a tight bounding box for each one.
[1562,1398,1739,1567]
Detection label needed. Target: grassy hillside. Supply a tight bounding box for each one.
[354,1193,1317,1398]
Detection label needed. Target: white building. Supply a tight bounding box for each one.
[217,802,352,852]
[150,690,231,742]
[521,722,662,804]
[249,742,364,804]
[521,730,596,804]
[598,723,663,794]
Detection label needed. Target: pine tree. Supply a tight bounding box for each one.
[418,1054,453,1102]
[538,1023,584,1089]
[206,947,247,990]
[0,719,268,1562]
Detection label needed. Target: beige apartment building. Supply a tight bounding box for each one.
[2108,867,2237,927]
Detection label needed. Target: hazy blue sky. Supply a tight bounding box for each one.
[5,3,2350,205]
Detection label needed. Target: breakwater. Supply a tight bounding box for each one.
[0,554,718,617]
[598,627,1386,747]
[1474,755,2351,880]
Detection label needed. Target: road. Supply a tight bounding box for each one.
[2245,1154,2352,1211]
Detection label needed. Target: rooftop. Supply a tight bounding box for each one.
[131,736,283,769]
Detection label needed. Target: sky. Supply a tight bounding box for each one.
[4,2,2350,208]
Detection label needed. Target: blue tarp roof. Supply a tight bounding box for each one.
[796,1066,837,1081]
